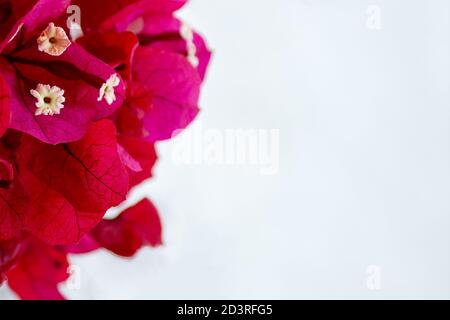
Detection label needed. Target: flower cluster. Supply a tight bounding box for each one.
[0,0,210,299]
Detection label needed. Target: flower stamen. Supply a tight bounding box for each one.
[180,22,199,67]
[98,74,120,105]
[30,84,65,116]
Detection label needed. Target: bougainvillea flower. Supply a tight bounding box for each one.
[0,0,209,300]
[0,0,69,44]
[78,33,202,142]
[130,46,201,142]
[37,22,71,56]
[135,14,211,81]
[91,1,211,81]
[2,197,162,299]
[6,238,69,300]
[90,198,162,257]
[13,120,129,244]
[0,120,129,245]
[76,1,210,141]
[30,83,66,116]
[98,73,121,105]
[17,168,103,245]
[0,0,125,144]
[18,119,129,213]
[69,198,162,257]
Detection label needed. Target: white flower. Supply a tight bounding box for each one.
[98,74,120,105]
[30,84,66,116]
[37,22,71,56]
[180,22,199,67]
[180,23,194,42]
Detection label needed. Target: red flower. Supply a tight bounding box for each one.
[69,198,163,257]
[0,120,130,245]
[6,238,69,300]
[75,0,211,142]
[0,0,210,300]
[135,12,211,81]
[0,198,162,299]
[0,0,125,144]
[17,119,129,244]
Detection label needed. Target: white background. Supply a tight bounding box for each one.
[2,0,450,299]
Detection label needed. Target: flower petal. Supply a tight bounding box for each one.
[118,135,157,188]
[0,181,27,242]
[18,119,129,214]
[131,47,201,142]
[1,43,125,144]
[90,198,162,257]
[0,238,23,285]
[0,0,71,53]
[137,14,211,81]
[6,239,69,300]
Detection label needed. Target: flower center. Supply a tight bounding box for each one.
[37,23,71,56]
[30,84,66,116]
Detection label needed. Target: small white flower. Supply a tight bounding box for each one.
[37,22,71,56]
[187,55,200,68]
[180,22,199,68]
[180,23,194,42]
[98,74,120,105]
[30,84,65,116]
[186,42,199,67]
